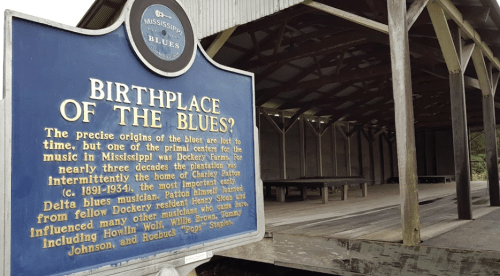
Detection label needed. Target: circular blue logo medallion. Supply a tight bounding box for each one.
[140,4,186,61]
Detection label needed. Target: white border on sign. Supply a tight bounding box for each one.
[0,1,264,275]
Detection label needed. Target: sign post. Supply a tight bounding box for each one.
[1,0,263,275]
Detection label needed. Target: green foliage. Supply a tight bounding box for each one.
[470,127,500,181]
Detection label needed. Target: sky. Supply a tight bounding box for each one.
[1,0,95,97]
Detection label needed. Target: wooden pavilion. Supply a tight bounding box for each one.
[80,0,500,274]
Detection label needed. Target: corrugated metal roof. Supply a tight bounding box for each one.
[172,0,305,38]
[78,0,304,39]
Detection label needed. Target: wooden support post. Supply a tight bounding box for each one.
[322,186,329,203]
[258,108,267,197]
[346,123,352,176]
[472,47,500,205]
[431,131,438,175]
[424,131,434,175]
[367,130,376,184]
[332,123,338,176]
[422,131,428,175]
[299,117,306,176]
[277,187,286,202]
[279,112,287,180]
[449,72,472,218]
[279,112,287,201]
[362,183,368,197]
[316,120,323,177]
[341,184,348,201]
[301,187,308,201]
[379,133,385,184]
[357,128,364,177]
[299,117,307,200]
[468,129,473,181]
[429,1,472,220]
[385,133,396,179]
[262,109,288,202]
[387,0,421,245]
[482,95,500,205]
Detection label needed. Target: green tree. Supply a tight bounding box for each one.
[469,127,500,180]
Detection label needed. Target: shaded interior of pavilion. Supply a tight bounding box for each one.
[195,0,500,217]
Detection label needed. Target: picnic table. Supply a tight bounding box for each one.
[263,176,369,204]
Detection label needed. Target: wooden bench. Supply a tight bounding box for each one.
[263,176,369,204]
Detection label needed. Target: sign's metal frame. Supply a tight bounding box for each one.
[0,0,264,274]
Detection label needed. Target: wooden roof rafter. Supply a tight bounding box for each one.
[195,0,500,132]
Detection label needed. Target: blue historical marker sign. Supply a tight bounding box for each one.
[1,0,263,275]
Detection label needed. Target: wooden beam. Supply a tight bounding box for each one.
[336,124,348,140]
[406,0,430,30]
[256,64,391,103]
[312,55,324,77]
[242,32,368,70]
[250,31,263,58]
[266,48,381,97]
[477,29,500,45]
[427,1,461,74]
[373,128,387,139]
[274,22,288,54]
[255,62,286,85]
[365,0,387,22]
[205,26,237,58]
[284,116,300,134]
[262,109,284,134]
[232,28,282,68]
[303,1,388,34]
[260,27,345,53]
[320,118,337,136]
[436,0,500,71]
[461,6,490,24]
[279,82,353,110]
[461,43,475,71]
[334,51,346,75]
[472,47,493,96]
[387,0,421,245]
[347,126,359,139]
[365,31,445,64]
[419,63,483,90]
[492,73,500,96]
